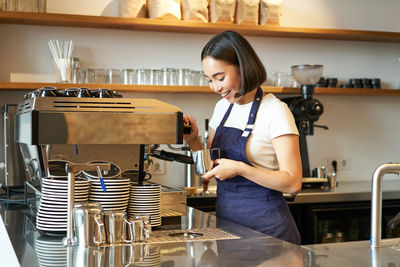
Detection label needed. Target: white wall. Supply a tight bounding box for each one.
[1,0,400,188]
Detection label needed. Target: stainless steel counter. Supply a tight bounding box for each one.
[285,180,400,204]
[305,239,400,266]
[1,201,365,267]
[188,181,400,205]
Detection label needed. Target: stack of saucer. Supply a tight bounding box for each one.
[128,184,161,227]
[37,177,89,235]
[89,178,130,211]
[35,236,67,267]
[135,245,161,267]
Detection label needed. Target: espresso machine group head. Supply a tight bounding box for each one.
[282,65,327,178]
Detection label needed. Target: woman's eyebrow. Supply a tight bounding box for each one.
[204,72,224,78]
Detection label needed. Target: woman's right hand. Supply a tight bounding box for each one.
[183,114,203,150]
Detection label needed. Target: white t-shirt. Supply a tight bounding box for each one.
[209,93,298,171]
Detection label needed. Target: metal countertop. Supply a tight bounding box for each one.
[1,202,362,267]
[286,180,400,204]
[305,239,400,266]
[188,181,400,204]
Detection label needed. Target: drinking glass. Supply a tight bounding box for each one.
[123,69,136,85]
[191,70,205,86]
[178,68,192,86]
[108,69,122,84]
[94,69,107,84]
[272,71,285,86]
[160,68,178,85]
[151,69,162,85]
[136,69,151,85]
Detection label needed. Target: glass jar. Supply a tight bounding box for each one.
[70,58,81,84]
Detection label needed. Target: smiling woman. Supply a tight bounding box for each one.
[201,30,266,102]
[183,31,302,245]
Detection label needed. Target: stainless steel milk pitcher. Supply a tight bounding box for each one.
[103,210,132,245]
[74,201,106,247]
[192,148,220,176]
[126,215,151,242]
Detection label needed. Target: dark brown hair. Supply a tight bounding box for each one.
[201,31,266,96]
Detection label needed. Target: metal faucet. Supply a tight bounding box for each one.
[370,163,400,248]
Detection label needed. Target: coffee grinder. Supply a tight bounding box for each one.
[281,65,328,181]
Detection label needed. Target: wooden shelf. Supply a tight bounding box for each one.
[1,82,399,96]
[1,11,400,42]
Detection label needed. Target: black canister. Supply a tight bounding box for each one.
[371,78,381,89]
[362,78,372,88]
[327,78,338,88]
[349,78,362,88]
[316,77,327,87]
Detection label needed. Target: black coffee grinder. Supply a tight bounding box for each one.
[282,65,328,179]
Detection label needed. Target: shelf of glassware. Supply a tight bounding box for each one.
[0,82,400,95]
[1,11,400,43]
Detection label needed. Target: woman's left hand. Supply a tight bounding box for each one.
[201,158,243,181]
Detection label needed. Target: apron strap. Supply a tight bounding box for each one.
[241,87,264,137]
[219,103,234,127]
[219,87,264,134]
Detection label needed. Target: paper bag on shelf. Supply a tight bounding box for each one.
[259,0,283,25]
[148,0,181,20]
[119,0,147,18]
[182,0,209,22]
[209,0,236,23]
[235,0,260,25]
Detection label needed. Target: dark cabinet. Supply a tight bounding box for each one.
[289,200,400,245]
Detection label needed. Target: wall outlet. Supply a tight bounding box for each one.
[149,157,166,175]
[327,156,352,171]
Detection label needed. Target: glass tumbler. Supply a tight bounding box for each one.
[151,69,162,85]
[108,69,122,84]
[191,70,205,86]
[178,68,192,86]
[273,72,285,86]
[123,69,136,85]
[199,71,208,86]
[136,69,151,85]
[94,69,107,84]
[160,68,178,85]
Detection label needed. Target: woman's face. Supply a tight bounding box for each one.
[202,56,246,104]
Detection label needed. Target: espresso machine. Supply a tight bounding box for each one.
[15,87,190,244]
[281,65,328,183]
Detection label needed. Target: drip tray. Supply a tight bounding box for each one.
[146,228,241,244]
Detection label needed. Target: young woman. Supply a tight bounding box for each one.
[184,31,302,245]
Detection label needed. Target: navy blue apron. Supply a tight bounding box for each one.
[211,87,301,245]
